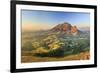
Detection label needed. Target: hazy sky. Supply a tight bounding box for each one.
[21,10,90,31]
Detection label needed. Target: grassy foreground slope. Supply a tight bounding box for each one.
[21,51,90,63]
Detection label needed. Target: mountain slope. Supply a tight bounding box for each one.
[51,22,80,35]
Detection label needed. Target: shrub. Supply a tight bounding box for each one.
[34,48,64,57]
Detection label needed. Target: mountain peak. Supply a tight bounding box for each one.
[51,22,80,35]
[51,22,72,32]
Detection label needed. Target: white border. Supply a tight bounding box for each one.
[16,4,94,69]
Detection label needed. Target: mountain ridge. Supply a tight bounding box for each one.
[51,22,80,35]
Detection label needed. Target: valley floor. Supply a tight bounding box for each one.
[21,51,90,63]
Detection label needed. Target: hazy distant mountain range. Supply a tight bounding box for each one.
[22,22,90,36]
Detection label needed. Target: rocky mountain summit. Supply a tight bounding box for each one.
[51,22,80,35]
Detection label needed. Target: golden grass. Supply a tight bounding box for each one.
[21,51,90,63]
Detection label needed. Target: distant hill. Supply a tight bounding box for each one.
[51,22,80,35]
